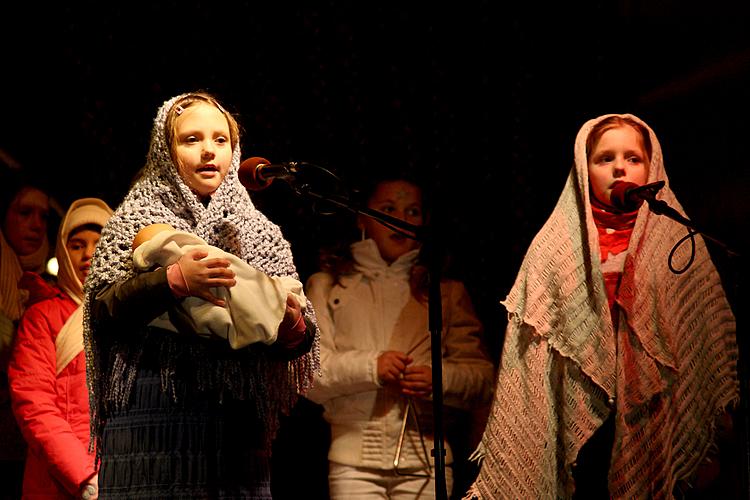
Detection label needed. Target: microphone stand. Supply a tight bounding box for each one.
[643,196,747,498]
[289,182,449,500]
[644,197,740,259]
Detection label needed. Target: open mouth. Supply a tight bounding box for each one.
[197,165,219,173]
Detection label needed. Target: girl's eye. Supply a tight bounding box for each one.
[380,205,395,214]
[406,208,422,218]
[216,137,228,144]
[627,156,642,164]
[184,136,198,144]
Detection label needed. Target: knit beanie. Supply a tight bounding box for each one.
[56,198,113,303]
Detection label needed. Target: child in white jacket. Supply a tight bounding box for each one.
[305,175,494,499]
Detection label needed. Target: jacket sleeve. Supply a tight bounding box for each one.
[266,316,316,361]
[304,272,380,404]
[92,267,176,326]
[440,281,496,410]
[8,303,95,496]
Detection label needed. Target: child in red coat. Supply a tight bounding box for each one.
[9,198,112,499]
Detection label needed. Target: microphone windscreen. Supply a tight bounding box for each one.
[239,157,272,191]
[609,181,642,212]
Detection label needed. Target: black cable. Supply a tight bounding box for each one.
[667,228,697,275]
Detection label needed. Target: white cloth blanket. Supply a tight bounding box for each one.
[133,229,306,349]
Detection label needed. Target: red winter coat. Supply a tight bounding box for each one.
[8,272,96,498]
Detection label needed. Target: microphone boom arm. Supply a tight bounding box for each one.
[644,197,740,258]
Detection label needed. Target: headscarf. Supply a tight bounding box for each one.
[83,92,319,454]
[468,114,738,499]
[55,198,113,374]
[0,189,49,365]
[0,199,49,322]
[56,198,113,304]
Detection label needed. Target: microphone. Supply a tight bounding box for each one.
[238,157,297,191]
[610,180,666,212]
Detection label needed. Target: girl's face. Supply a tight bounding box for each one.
[3,187,49,256]
[587,125,649,207]
[66,227,101,284]
[173,102,233,199]
[359,180,423,264]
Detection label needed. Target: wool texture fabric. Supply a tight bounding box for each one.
[83,93,320,457]
[467,114,738,499]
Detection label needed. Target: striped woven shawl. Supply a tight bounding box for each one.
[468,114,738,499]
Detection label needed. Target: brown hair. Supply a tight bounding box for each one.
[164,92,241,165]
[586,116,652,162]
[319,176,430,302]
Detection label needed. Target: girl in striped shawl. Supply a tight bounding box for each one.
[467,114,738,499]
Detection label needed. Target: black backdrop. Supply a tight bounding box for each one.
[2,3,750,498]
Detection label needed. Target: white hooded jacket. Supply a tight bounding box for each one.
[305,239,494,470]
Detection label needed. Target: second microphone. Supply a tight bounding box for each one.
[239,157,299,191]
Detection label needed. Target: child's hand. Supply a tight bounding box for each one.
[276,294,306,348]
[377,351,413,387]
[80,473,98,499]
[174,249,235,306]
[399,364,432,399]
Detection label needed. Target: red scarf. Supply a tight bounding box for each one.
[590,198,638,320]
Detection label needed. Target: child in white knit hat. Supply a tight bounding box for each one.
[9,197,112,500]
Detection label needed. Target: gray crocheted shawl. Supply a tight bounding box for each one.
[83,93,319,453]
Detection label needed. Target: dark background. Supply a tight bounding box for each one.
[2,3,749,498]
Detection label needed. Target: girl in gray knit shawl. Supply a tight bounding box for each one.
[83,92,319,499]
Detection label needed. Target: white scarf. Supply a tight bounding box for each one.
[55,198,113,374]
